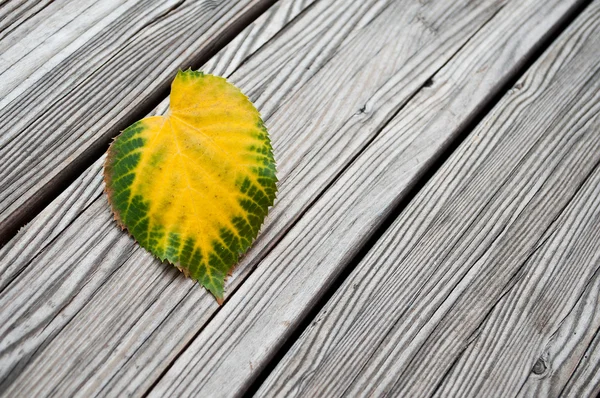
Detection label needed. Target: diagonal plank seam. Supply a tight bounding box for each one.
[227,0,324,79]
[0,241,137,388]
[2,0,390,389]
[1,0,351,390]
[236,0,394,122]
[0,2,236,156]
[335,174,518,396]
[3,0,592,392]
[254,3,600,394]
[0,1,54,39]
[246,6,515,394]
[0,1,186,152]
[243,0,596,394]
[556,318,600,395]
[363,65,600,398]
[0,0,349,295]
[430,189,598,397]
[99,282,197,396]
[345,206,512,397]
[0,189,103,296]
[443,153,600,396]
[47,253,184,396]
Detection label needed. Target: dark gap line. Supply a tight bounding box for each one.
[0,227,135,390]
[421,86,600,395]
[557,313,600,396]
[228,0,323,77]
[102,278,195,396]
[433,151,600,396]
[0,188,103,296]
[0,0,280,248]
[242,0,595,395]
[0,0,54,40]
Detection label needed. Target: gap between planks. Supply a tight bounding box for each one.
[1,0,504,394]
[143,3,489,393]
[1,0,593,396]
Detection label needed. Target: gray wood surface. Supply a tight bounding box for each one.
[515,259,600,397]
[0,0,278,242]
[0,0,138,100]
[433,168,600,397]
[559,324,600,396]
[148,0,594,396]
[1,0,597,396]
[0,0,53,40]
[257,1,600,396]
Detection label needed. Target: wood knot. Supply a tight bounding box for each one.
[355,104,369,117]
[532,358,547,375]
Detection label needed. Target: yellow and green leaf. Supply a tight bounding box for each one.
[103,69,277,303]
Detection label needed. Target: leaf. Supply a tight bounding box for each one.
[103,69,277,303]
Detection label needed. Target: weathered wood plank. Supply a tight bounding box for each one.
[559,327,600,396]
[0,0,53,39]
[0,0,389,307]
[0,0,325,293]
[256,1,600,396]
[2,0,588,395]
[0,159,103,292]
[147,0,594,396]
[0,0,144,100]
[517,268,600,397]
[433,165,600,397]
[0,0,279,243]
[0,0,327,390]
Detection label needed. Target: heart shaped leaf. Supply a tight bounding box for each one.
[104,69,277,303]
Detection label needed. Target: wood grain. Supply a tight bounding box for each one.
[0,0,53,39]
[148,0,594,396]
[0,0,280,243]
[0,0,327,286]
[517,271,600,397]
[257,1,600,396]
[0,0,141,100]
[559,326,600,396]
[433,161,600,397]
[0,158,104,292]
[0,0,510,394]
[1,0,591,396]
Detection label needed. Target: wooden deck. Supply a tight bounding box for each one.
[1,0,600,396]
